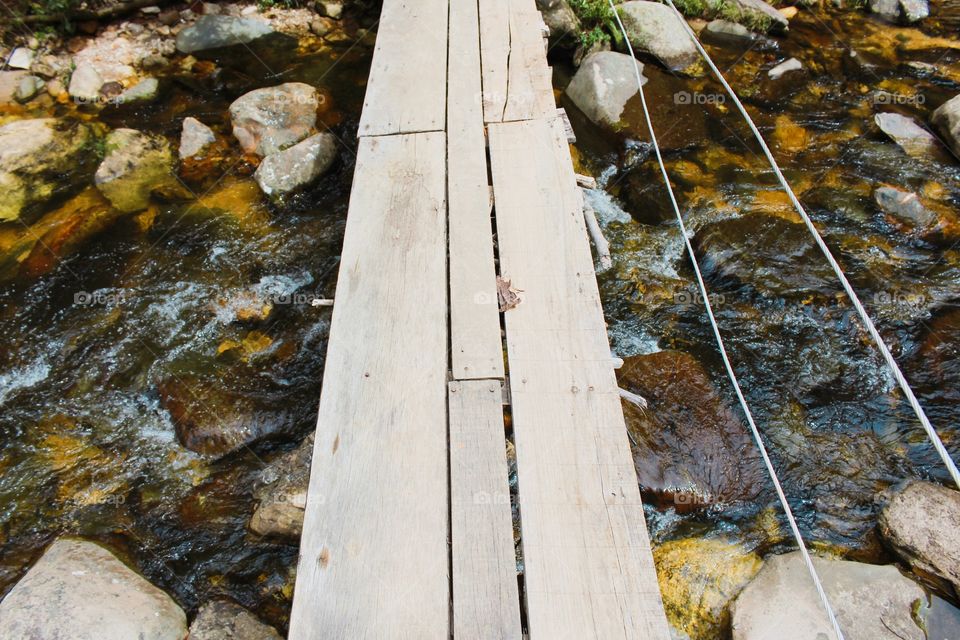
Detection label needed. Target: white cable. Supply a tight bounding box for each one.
[607,3,848,638]
[659,0,960,490]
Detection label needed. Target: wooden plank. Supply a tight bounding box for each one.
[288,132,449,640]
[489,118,671,640]
[502,1,556,122]
[479,0,509,123]
[358,0,448,136]
[449,379,523,640]
[449,0,505,380]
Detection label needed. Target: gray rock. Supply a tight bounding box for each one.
[0,70,29,104]
[703,19,752,41]
[180,116,217,159]
[14,75,44,103]
[879,481,960,596]
[229,82,319,157]
[0,118,94,223]
[190,599,283,640]
[175,15,274,54]
[536,0,580,42]
[254,132,338,197]
[95,128,177,213]
[731,552,925,640]
[318,1,343,19]
[250,433,315,538]
[931,93,960,158]
[870,0,929,23]
[202,2,222,14]
[142,54,169,70]
[725,0,789,33]
[117,77,159,104]
[310,18,332,36]
[768,57,802,79]
[874,186,938,229]
[874,112,940,158]
[0,538,187,640]
[6,47,35,70]
[68,62,104,104]
[565,51,645,129]
[617,1,701,74]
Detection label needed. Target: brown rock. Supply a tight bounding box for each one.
[618,350,766,509]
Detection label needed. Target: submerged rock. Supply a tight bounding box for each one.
[254,132,338,197]
[931,94,960,158]
[694,213,839,298]
[565,51,645,130]
[655,539,762,640]
[249,432,315,539]
[95,128,178,213]
[0,538,187,640]
[702,19,776,49]
[874,112,942,159]
[878,481,960,596]
[0,118,96,224]
[116,77,159,104]
[229,82,319,157]
[768,57,802,79]
[190,598,283,639]
[618,350,766,508]
[731,552,925,640]
[617,1,702,75]
[180,116,217,159]
[176,15,274,53]
[158,375,302,457]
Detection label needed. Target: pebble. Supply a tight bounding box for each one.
[768,57,802,79]
[14,75,44,103]
[140,5,161,14]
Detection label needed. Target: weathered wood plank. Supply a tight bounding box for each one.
[479,0,509,123]
[449,0,505,380]
[449,379,523,640]
[501,1,556,122]
[358,0,448,136]
[489,118,671,640]
[288,132,449,640]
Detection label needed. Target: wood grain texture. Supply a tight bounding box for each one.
[479,0,555,124]
[501,1,556,122]
[358,0,448,136]
[449,379,523,639]
[449,0,505,380]
[489,118,671,640]
[478,0,508,123]
[288,132,449,640]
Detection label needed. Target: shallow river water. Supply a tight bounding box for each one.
[1,3,960,636]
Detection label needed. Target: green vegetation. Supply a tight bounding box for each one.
[569,0,621,48]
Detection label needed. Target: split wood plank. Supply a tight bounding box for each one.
[449,0,505,380]
[501,0,556,122]
[489,117,671,640]
[288,132,449,640]
[357,0,448,136]
[478,0,509,123]
[449,379,523,640]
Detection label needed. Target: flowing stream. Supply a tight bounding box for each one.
[1,3,960,636]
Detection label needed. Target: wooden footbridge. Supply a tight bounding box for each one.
[288,0,671,637]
